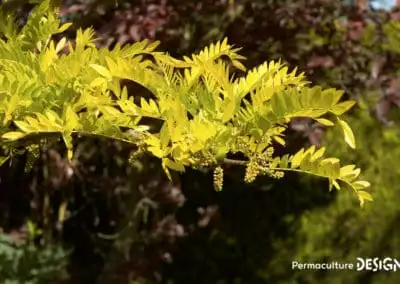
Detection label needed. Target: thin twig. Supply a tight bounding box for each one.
[223,158,248,166]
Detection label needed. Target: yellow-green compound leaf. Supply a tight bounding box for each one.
[90,77,107,88]
[222,98,237,122]
[2,131,25,140]
[40,47,57,71]
[58,22,72,33]
[273,136,286,146]
[161,159,172,180]
[319,159,339,177]
[339,164,356,178]
[190,121,216,142]
[160,122,170,149]
[291,148,305,168]
[215,146,230,161]
[330,100,356,115]
[3,94,20,124]
[90,64,112,80]
[315,118,334,126]
[163,158,185,172]
[299,152,313,171]
[352,181,371,190]
[65,106,79,131]
[139,98,160,118]
[311,146,325,161]
[338,119,356,149]
[271,93,287,117]
[24,117,41,131]
[358,190,373,207]
[44,109,61,123]
[146,136,164,158]
[232,60,246,71]
[332,179,341,191]
[62,133,74,161]
[149,147,164,158]
[279,154,290,168]
[14,120,36,133]
[55,37,67,53]
[341,167,361,182]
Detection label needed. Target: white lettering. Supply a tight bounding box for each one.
[357,257,365,271]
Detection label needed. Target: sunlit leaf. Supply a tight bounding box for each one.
[338,119,356,149]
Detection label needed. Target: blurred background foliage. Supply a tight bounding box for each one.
[0,0,400,283]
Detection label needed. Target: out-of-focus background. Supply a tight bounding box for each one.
[0,0,400,283]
